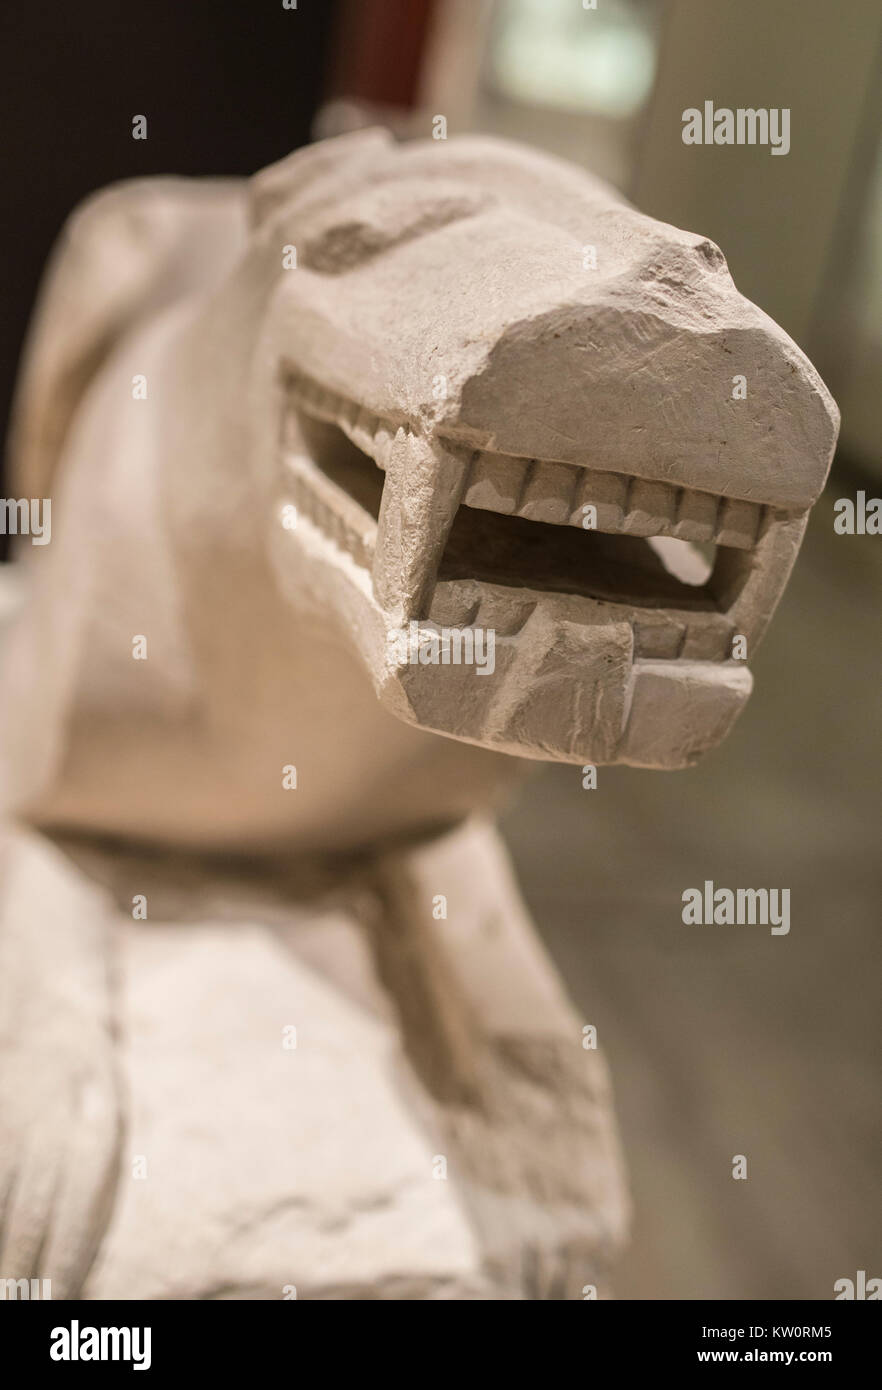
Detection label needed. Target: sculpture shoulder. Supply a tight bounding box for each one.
[9,176,249,499]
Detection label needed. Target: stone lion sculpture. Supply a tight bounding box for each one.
[0,129,837,1299]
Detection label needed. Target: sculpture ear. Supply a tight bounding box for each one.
[249,127,395,228]
[8,179,246,501]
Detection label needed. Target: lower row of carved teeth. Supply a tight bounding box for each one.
[282,453,375,571]
[281,368,771,551]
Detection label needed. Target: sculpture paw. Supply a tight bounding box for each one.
[0,1015,122,1298]
[0,829,123,1299]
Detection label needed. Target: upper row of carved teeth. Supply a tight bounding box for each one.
[460,455,765,551]
[282,369,771,552]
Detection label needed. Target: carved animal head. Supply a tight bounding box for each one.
[2,130,839,854]
[253,129,839,768]
[237,130,844,772]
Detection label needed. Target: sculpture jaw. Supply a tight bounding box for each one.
[271,369,818,770]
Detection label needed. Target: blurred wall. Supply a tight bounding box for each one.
[632,0,882,353]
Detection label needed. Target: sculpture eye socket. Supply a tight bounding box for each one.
[301,219,388,275]
[298,189,488,275]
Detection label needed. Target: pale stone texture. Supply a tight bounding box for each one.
[0,131,836,1298]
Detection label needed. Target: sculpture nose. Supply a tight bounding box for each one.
[452,293,836,513]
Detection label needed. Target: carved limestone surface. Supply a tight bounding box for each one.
[0,131,837,1300]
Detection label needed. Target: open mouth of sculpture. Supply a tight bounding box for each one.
[279,369,786,664]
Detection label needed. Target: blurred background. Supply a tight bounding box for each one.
[2,0,880,1298]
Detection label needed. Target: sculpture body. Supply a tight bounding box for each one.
[0,131,837,1298]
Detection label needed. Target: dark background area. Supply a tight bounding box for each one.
[0,0,339,502]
